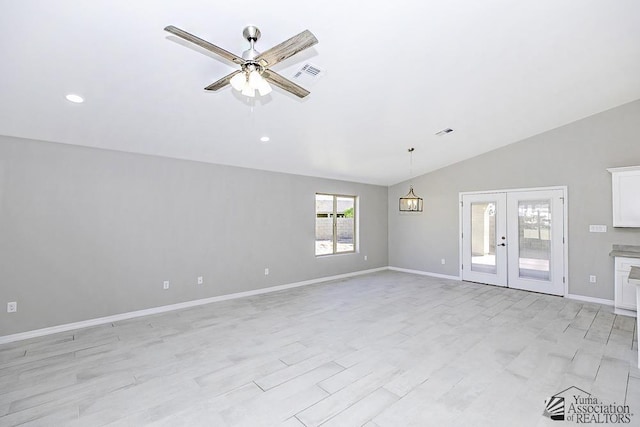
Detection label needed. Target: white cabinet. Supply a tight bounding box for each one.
[608,166,640,227]
[614,256,640,312]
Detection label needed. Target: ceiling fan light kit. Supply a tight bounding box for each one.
[164,24,318,98]
[229,65,273,97]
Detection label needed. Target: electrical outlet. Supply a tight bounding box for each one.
[197,276,203,285]
[589,275,596,283]
[441,258,446,265]
[7,302,17,313]
[264,268,269,276]
[163,280,170,290]
[589,225,607,233]
[364,255,368,261]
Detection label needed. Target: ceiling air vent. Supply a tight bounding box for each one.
[291,63,324,86]
[435,128,454,136]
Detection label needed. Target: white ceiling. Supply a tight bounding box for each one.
[1,1,639,185]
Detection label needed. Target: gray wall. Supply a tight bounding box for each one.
[389,99,640,300]
[0,137,388,336]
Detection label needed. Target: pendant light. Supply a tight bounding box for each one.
[399,148,423,212]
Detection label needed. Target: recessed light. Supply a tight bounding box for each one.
[65,94,84,103]
[260,136,270,142]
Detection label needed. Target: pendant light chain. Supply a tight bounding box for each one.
[408,147,414,186]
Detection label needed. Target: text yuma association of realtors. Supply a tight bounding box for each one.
[566,395,632,423]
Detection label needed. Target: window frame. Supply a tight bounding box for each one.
[315,193,357,256]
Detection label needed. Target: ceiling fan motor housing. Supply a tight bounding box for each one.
[242,27,261,60]
[242,62,264,75]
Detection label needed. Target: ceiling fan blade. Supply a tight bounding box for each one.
[205,70,242,91]
[164,25,245,65]
[256,30,318,68]
[262,70,310,98]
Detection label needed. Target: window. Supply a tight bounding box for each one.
[315,194,356,256]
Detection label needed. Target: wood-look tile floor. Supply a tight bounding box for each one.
[1,271,639,427]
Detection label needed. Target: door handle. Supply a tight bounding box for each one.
[497,243,506,246]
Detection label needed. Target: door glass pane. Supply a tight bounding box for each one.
[336,197,355,253]
[518,200,551,280]
[471,202,496,273]
[315,194,334,255]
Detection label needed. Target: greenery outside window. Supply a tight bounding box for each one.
[315,193,356,256]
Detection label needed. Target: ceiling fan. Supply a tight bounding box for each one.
[164,25,318,98]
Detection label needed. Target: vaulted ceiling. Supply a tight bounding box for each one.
[1,1,639,185]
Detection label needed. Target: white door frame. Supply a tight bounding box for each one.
[459,186,569,297]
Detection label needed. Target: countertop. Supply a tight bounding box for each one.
[609,244,640,258]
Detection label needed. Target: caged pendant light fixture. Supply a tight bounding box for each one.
[399,148,423,212]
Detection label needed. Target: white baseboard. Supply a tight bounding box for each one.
[565,293,614,306]
[390,270,623,311]
[613,307,637,318]
[0,267,388,345]
[388,266,460,281]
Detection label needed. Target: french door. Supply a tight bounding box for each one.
[460,188,566,296]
